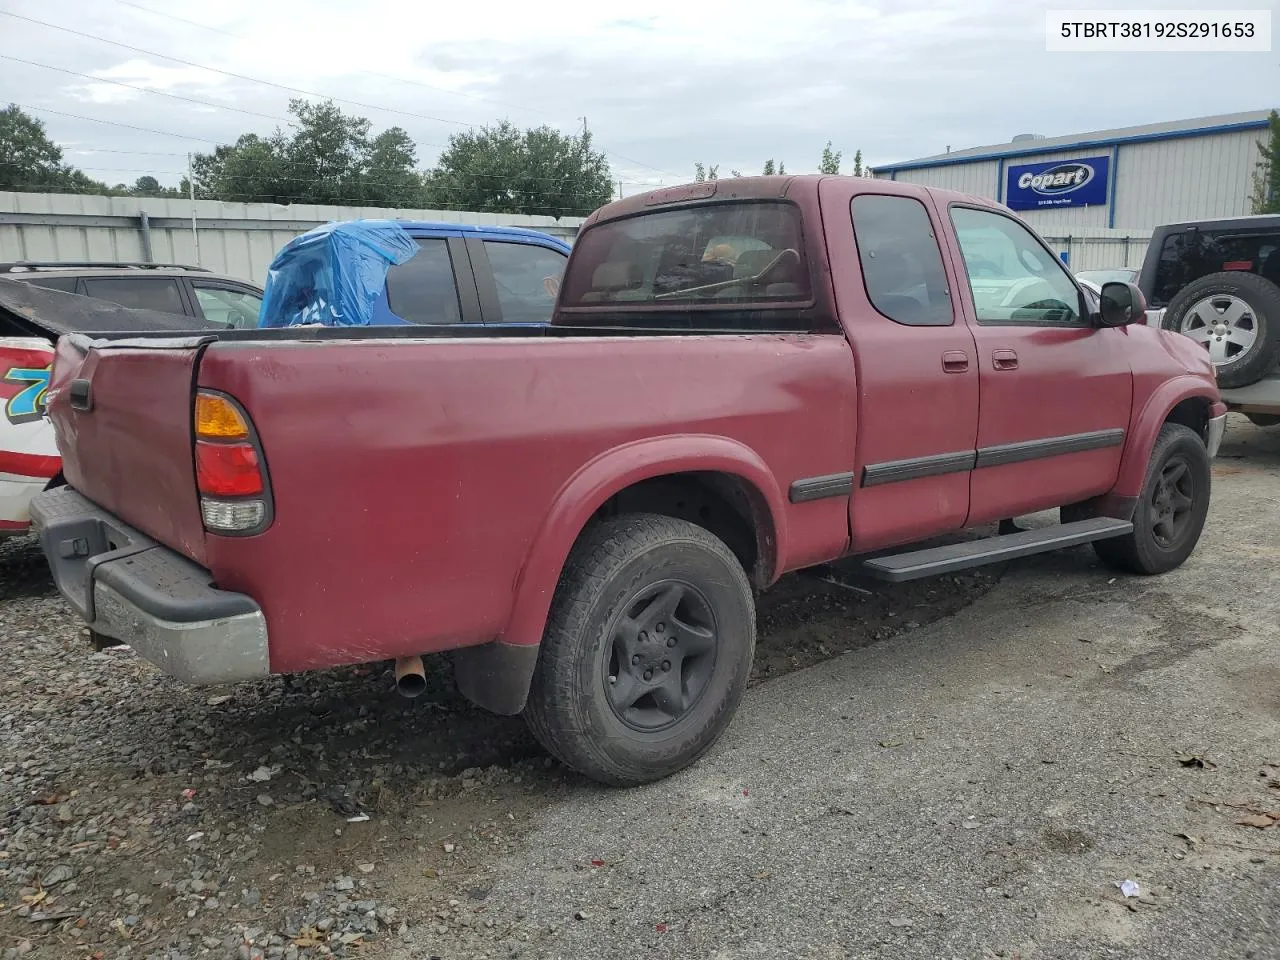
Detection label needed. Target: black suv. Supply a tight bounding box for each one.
[0,261,264,329]
[1138,216,1280,391]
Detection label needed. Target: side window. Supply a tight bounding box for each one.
[21,276,80,293]
[82,277,186,315]
[192,285,263,329]
[850,195,952,326]
[483,241,567,324]
[384,239,462,325]
[950,207,1084,326]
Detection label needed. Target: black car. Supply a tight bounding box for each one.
[1138,216,1280,390]
[0,261,264,330]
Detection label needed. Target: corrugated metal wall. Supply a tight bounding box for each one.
[883,160,999,197]
[878,127,1264,238]
[1112,128,1259,226]
[0,192,584,284]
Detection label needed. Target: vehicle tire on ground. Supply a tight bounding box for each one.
[1090,423,1211,575]
[523,513,755,786]
[1161,272,1280,388]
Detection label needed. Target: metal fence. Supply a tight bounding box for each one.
[1040,230,1153,272]
[0,192,585,285]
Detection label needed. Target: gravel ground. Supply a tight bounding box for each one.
[0,515,997,959]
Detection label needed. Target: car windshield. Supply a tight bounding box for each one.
[560,201,809,307]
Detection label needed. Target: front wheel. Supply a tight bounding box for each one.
[523,513,755,786]
[1092,423,1211,575]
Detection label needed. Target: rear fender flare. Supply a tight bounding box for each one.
[1114,377,1218,498]
[502,434,787,649]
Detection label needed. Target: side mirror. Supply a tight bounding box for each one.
[1097,280,1147,327]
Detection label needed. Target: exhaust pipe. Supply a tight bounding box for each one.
[394,656,426,698]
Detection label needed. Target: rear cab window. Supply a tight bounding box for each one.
[850,194,952,326]
[560,201,810,319]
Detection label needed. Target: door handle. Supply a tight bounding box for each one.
[992,349,1019,371]
[941,351,969,373]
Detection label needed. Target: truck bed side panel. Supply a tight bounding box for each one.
[196,334,857,674]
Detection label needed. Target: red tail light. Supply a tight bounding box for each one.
[195,441,264,497]
[193,390,270,534]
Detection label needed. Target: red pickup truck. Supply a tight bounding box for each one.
[31,176,1223,786]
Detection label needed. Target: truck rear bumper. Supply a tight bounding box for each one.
[1218,376,1280,415]
[30,487,269,685]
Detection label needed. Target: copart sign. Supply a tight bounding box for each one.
[1005,155,1110,210]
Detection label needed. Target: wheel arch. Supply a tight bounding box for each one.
[453,436,786,716]
[1113,379,1218,499]
[504,436,786,648]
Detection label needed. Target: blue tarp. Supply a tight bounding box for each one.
[258,220,419,328]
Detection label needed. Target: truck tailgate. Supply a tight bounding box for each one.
[47,334,210,565]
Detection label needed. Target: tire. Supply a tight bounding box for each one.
[1091,423,1211,575]
[523,513,756,786]
[1161,272,1280,388]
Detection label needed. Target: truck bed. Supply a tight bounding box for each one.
[46,326,859,675]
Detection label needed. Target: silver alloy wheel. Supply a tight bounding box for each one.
[1179,294,1257,366]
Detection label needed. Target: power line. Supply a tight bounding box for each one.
[1,10,477,129]
[3,54,294,125]
[109,0,555,119]
[13,102,225,144]
[4,6,687,181]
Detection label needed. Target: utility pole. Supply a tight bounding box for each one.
[617,179,623,200]
[578,116,588,138]
[186,152,202,266]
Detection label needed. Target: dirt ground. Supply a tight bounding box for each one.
[0,510,998,959]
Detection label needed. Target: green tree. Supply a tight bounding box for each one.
[361,128,421,207]
[0,104,108,194]
[192,99,422,207]
[819,140,842,175]
[694,162,719,182]
[1251,109,1280,215]
[852,149,864,177]
[422,121,612,217]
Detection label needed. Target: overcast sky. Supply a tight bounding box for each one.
[1,0,1275,199]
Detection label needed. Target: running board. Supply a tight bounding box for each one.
[859,517,1133,583]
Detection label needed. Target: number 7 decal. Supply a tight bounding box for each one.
[4,366,52,425]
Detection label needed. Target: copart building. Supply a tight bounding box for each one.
[870,109,1273,270]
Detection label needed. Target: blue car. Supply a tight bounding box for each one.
[374,222,572,327]
[262,221,573,329]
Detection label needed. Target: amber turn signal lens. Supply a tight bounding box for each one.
[195,392,250,440]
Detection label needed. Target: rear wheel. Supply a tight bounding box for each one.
[523,513,755,786]
[1091,423,1211,575]
[1162,273,1280,388]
